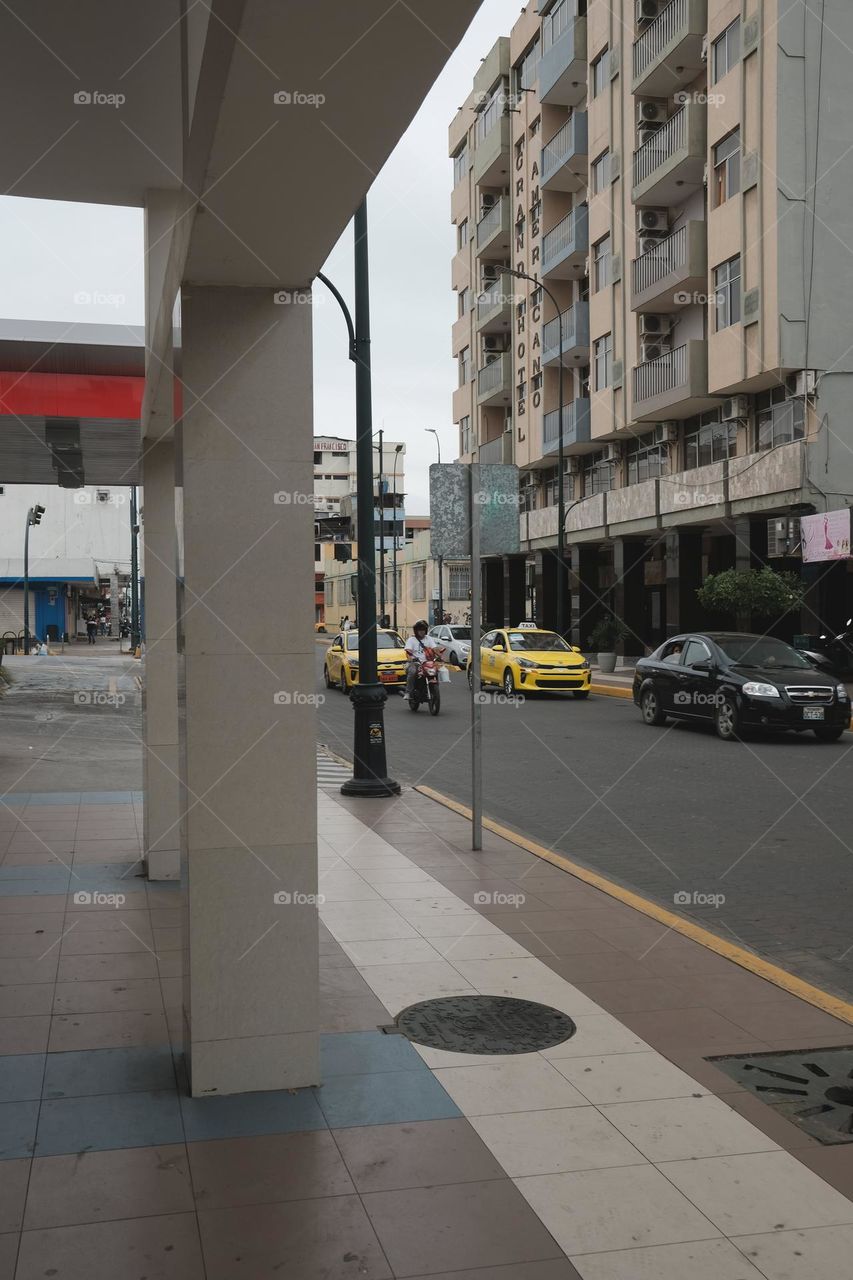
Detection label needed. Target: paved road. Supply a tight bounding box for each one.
[0,653,142,795]
[316,645,853,1004]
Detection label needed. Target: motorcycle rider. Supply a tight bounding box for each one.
[405,619,441,699]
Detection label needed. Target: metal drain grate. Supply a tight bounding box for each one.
[709,1045,853,1144]
[386,995,576,1055]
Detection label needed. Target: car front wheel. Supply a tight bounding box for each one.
[323,665,331,688]
[714,696,739,741]
[640,686,666,726]
[503,669,516,696]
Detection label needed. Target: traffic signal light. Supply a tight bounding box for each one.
[29,505,45,526]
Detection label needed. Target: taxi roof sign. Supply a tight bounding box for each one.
[514,621,539,629]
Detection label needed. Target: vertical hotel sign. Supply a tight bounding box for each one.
[801,509,852,562]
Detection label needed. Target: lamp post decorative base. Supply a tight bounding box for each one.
[340,682,401,797]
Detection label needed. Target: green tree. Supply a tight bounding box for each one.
[696,567,804,626]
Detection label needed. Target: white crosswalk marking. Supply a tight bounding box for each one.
[316,747,351,790]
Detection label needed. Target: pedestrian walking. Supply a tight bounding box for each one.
[86,614,97,645]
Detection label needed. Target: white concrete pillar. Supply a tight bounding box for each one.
[141,437,182,881]
[176,285,319,1096]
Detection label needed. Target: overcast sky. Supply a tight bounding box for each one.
[0,0,521,513]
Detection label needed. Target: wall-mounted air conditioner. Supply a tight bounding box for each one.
[639,313,671,336]
[794,370,817,397]
[636,0,662,25]
[722,395,749,421]
[637,100,668,127]
[637,208,668,233]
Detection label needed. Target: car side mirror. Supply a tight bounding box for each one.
[492,644,503,651]
[571,645,581,653]
[692,658,714,671]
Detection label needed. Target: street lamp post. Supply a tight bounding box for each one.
[129,486,141,653]
[23,504,45,655]
[391,443,403,632]
[316,198,400,797]
[502,269,568,637]
[426,429,444,625]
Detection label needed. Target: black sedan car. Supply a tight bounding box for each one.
[633,632,851,742]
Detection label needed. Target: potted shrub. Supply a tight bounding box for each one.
[588,615,629,674]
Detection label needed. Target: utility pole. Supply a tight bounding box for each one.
[426,429,444,624]
[318,200,399,796]
[377,428,385,624]
[391,443,403,631]
[129,486,140,653]
[23,504,45,655]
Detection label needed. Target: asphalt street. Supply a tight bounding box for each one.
[0,652,143,795]
[316,645,853,1004]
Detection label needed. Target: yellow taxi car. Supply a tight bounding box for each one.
[468,624,591,698]
[323,629,408,692]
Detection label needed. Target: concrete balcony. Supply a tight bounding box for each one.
[476,272,515,334]
[476,197,511,259]
[478,431,513,464]
[631,221,708,312]
[541,302,590,367]
[541,112,588,192]
[541,203,588,279]
[633,339,718,422]
[477,352,513,407]
[632,103,706,207]
[632,0,708,97]
[473,113,511,187]
[539,12,587,107]
[542,397,591,456]
[728,441,806,510]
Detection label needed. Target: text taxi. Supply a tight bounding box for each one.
[323,630,408,692]
[468,623,591,697]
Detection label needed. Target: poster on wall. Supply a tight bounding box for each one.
[801,509,852,562]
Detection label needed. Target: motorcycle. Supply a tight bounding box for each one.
[799,618,853,678]
[407,647,443,715]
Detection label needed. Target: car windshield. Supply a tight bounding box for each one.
[347,633,403,650]
[507,631,571,652]
[449,627,471,640]
[716,636,813,669]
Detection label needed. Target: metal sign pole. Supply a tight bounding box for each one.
[470,463,482,852]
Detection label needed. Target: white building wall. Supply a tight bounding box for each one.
[0,483,132,578]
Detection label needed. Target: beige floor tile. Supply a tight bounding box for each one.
[471,1106,647,1177]
[434,1057,588,1116]
[600,1095,779,1162]
[551,1052,710,1104]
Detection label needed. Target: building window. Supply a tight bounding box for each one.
[384,569,402,604]
[591,150,610,194]
[583,451,615,496]
[514,37,540,94]
[755,389,806,451]
[713,129,741,207]
[476,83,508,143]
[529,115,540,138]
[447,564,471,600]
[411,564,426,601]
[458,287,470,317]
[591,46,608,98]
[452,143,468,186]
[684,412,737,469]
[594,333,612,390]
[593,234,611,292]
[544,462,574,506]
[542,0,585,53]
[459,346,471,386]
[626,431,670,484]
[713,18,741,84]
[460,415,472,455]
[714,255,741,330]
[457,219,468,249]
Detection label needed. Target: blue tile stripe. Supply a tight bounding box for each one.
[0,1034,463,1157]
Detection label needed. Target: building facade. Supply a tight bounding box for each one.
[451,0,853,653]
[0,483,132,644]
[313,435,405,623]
[323,528,472,633]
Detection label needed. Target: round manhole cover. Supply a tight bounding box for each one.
[392,995,576,1055]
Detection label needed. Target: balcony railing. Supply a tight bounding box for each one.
[542,305,581,355]
[633,0,686,82]
[542,398,590,449]
[633,108,685,189]
[632,225,687,296]
[542,114,583,176]
[477,274,514,323]
[542,204,588,270]
[478,433,510,464]
[477,197,506,246]
[478,353,511,397]
[633,343,688,403]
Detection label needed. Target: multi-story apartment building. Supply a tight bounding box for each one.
[313,435,406,622]
[451,0,853,653]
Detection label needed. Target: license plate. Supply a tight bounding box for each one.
[379,672,398,683]
[803,706,825,721]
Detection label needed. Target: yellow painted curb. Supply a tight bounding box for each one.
[590,682,633,699]
[414,783,853,1027]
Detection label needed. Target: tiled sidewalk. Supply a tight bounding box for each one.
[0,785,851,1277]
